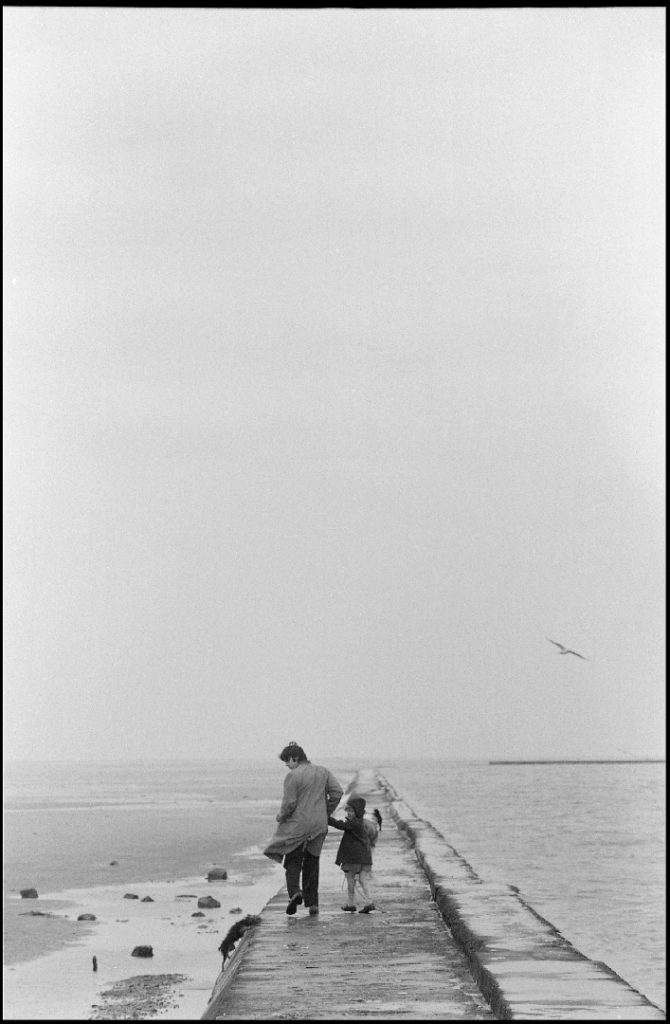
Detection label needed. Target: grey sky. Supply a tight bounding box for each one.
[3,8,665,761]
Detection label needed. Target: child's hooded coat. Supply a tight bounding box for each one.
[327,796,373,866]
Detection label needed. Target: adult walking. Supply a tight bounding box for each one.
[263,741,344,916]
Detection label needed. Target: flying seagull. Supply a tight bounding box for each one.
[547,638,588,660]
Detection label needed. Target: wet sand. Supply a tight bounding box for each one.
[5,900,99,965]
[3,869,284,1020]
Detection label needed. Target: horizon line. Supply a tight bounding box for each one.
[4,755,665,765]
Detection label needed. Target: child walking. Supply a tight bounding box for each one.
[328,795,376,913]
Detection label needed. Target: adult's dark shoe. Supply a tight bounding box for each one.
[358,904,375,914]
[286,892,303,915]
[308,906,319,916]
[341,905,356,912]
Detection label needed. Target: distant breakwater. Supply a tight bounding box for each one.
[489,759,664,765]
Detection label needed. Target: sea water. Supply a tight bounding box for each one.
[3,758,665,1013]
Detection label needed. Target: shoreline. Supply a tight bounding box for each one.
[3,865,283,1020]
[5,759,664,1017]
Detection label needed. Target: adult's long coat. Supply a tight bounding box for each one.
[263,761,344,861]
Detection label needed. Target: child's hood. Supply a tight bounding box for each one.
[347,796,366,818]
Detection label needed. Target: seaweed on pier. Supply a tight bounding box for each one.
[218,914,262,965]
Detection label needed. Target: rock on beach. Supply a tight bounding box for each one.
[197,896,221,909]
[206,867,228,881]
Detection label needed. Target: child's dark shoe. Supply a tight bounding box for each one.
[341,905,356,912]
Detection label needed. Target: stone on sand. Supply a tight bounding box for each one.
[197,895,221,909]
[206,868,228,881]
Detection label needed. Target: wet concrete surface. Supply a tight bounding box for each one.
[202,769,665,1021]
[203,770,495,1020]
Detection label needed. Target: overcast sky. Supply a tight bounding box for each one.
[3,8,665,762]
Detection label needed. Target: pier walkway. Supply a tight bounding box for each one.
[203,769,665,1021]
[203,769,495,1020]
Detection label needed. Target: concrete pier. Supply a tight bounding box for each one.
[381,773,665,1021]
[202,770,665,1021]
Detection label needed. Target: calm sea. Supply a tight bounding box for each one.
[3,758,665,1012]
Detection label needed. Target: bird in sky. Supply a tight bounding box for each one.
[547,638,588,660]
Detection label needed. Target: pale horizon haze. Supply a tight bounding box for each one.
[3,8,665,763]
